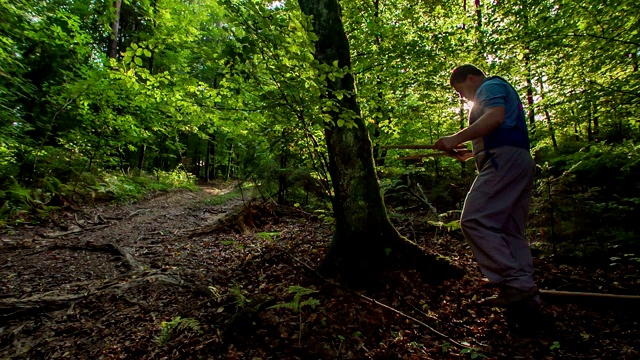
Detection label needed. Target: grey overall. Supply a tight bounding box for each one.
[461,146,537,291]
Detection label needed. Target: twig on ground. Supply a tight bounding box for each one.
[127,209,151,219]
[74,213,86,229]
[283,251,472,350]
[43,226,83,238]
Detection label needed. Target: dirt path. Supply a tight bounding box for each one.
[0,185,255,358]
[1,187,639,359]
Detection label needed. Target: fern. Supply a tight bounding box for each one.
[229,282,250,309]
[268,285,321,313]
[269,285,320,346]
[155,316,202,346]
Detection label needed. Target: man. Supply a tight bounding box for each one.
[434,64,539,308]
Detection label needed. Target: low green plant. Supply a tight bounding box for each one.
[460,346,487,359]
[269,285,320,346]
[314,209,334,225]
[257,231,280,243]
[155,316,202,346]
[229,282,250,310]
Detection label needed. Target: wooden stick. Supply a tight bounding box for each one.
[540,290,640,301]
[381,144,468,150]
[397,153,449,160]
[283,251,477,351]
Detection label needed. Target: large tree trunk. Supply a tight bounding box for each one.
[297,0,461,286]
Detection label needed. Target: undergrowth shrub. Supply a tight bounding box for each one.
[0,168,197,227]
[530,141,640,260]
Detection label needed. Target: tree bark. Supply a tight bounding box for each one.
[297,0,461,285]
[109,0,123,59]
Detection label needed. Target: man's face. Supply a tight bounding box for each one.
[452,76,476,101]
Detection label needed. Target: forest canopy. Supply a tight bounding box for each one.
[1,0,639,258]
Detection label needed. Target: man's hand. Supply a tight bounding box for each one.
[434,136,473,162]
[434,135,460,152]
[448,149,474,162]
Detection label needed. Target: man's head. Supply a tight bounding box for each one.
[450,64,486,101]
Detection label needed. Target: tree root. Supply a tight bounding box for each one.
[0,242,195,319]
[186,200,267,237]
[0,272,185,319]
[27,241,145,272]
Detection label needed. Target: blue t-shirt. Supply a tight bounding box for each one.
[470,76,530,152]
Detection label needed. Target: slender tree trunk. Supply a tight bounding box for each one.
[211,135,217,179]
[204,136,211,182]
[525,56,535,134]
[371,0,388,167]
[539,77,557,147]
[474,0,484,60]
[226,144,233,181]
[278,128,288,204]
[592,103,599,139]
[109,0,123,59]
[194,136,201,179]
[587,104,593,142]
[137,144,146,174]
[458,98,467,171]
[116,146,126,176]
[297,0,461,285]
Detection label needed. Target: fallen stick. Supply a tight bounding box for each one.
[127,208,151,219]
[283,251,477,351]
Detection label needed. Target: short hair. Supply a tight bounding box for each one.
[450,64,485,86]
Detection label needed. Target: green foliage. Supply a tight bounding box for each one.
[257,231,280,243]
[269,285,320,313]
[460,347,488,359]
[229,282,250,310]
[93,170,197,202]
[0,0,638,257]
[530,141,640,258]
[155,316,202,346]
[427,219,461,232]
[269,285,320,346]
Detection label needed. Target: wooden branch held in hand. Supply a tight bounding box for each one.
[397,154,449,160]
[381,144,468,150]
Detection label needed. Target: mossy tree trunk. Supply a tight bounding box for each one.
[297,0,461,285]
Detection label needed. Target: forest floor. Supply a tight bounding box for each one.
[0,185,639,359]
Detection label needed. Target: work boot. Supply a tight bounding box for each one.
[480,285,539,307]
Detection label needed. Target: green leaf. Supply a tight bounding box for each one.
[134,57,143,66]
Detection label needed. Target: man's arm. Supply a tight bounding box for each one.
[434,106,505,151]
